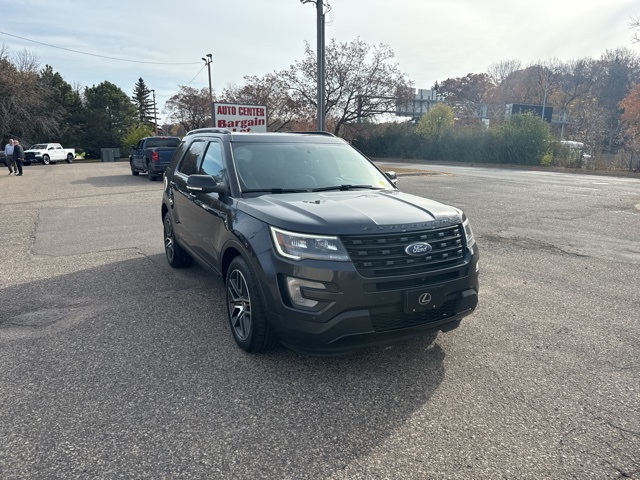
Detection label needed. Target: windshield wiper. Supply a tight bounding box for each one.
[311,184,384,192]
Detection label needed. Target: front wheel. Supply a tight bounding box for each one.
[163,213,193,268]
[226,256,278,352]
[130,160,139,176]
[42,154,50,165]
[66,153,74,164]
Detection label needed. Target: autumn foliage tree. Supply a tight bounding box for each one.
[620,83,640,169]
[438,73,494,103]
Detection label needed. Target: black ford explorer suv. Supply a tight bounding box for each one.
[162,129,479,354]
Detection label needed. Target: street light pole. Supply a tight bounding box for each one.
[541,69,549,123]
[301,0,325,131]
[150,89,158,135]
[202,53,213,126]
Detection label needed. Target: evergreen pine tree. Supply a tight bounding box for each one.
[131,78,155,125]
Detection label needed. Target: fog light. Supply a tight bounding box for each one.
[286,277,326,308]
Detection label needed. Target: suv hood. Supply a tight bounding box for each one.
[238,190,462,234]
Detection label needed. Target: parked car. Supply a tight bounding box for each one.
[0,151,6,166]
[129,136,181,181]
[23,143,75,165]
[162,130,479,354]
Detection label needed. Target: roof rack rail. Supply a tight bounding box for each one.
[185,128,233,136]
[289,131,336,137]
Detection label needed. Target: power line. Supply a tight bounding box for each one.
[0,29,201,65]
[184,64,207,88]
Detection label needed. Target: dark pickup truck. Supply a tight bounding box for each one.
[130,136,181,181]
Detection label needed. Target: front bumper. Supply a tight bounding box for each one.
[254,238,480,354]
[269,287,477,354]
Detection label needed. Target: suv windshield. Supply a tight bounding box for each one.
[231,142,394,192]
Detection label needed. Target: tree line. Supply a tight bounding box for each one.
[1,33,639,168]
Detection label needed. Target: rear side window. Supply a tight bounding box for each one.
[178,140,205,176]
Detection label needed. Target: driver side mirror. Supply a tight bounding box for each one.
[187,174,228,195]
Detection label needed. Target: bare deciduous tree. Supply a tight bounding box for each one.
[631,15,640,43]
[222,74,300,132]
[281,38,413,136]
[164,86,211,132]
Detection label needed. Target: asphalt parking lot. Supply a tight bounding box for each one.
[1,161,639,479]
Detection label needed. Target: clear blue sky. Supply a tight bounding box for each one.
[1,0,638,121]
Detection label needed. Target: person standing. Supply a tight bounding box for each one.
[4,139,14,174]
[12,139,24,176]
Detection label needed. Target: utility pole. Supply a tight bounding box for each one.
[301,0,325,131]
[202,53,213,126]
[541,68,549,123]
[150,89,158,135]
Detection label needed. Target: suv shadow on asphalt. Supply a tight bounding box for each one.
[70,174,166,188]
[1,254,446,479]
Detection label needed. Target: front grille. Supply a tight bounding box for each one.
[341,225,465,278]
[24,152,36,160]
[371,300,458,332]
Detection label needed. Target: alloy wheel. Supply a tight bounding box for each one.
[227,270,251,341]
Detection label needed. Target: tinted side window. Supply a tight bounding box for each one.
[178,140,205,176]
[199,142,224,180]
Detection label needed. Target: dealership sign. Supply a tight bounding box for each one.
[212,103,267,132]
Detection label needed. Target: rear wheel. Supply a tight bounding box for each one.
[226,256,278,352]
[163,213,193,268]
[147,162,158,181]
[66,153,74,164]
[42,154,50,165]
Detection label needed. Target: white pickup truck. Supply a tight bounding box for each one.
[23,143,75,166]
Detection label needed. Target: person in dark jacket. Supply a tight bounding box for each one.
[12,140,24,176]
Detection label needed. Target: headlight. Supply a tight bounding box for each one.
[270,227,350,261]
[462,216,476,250]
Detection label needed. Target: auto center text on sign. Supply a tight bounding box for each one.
[214,103,267,132]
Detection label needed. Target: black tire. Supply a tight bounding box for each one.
[147,162,158,181]
[24,161,31,166]
[130,160,139,176]
[66,153,74,164]
[42,155,50,165]
[163,213,193,268]
[226,256,278,352]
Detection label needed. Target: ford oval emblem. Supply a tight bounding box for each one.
[405,242,433,256]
